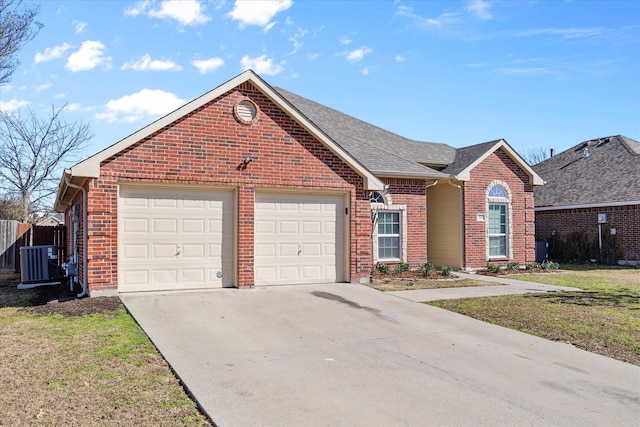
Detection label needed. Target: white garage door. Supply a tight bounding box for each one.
[119,185,234,292]
[255,192,345,286]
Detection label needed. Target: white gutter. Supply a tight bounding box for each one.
[535,200,640,212]
[64,171,89,298]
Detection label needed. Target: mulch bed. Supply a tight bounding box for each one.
[18,282,121,317]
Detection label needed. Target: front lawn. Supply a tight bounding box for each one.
[0,274,211,426]
[430,266,640,365]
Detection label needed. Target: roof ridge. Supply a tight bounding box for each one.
[274,87,446,148]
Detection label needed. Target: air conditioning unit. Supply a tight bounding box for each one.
[20,245,62,284]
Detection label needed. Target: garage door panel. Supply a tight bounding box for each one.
[119,186,234,292]
[280,221,298,233]
[123,218,149,233]
[153,218,177,233]
[255,192,344,286]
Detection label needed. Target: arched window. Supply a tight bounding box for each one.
[487,183,510,258]
[369,191,386,204]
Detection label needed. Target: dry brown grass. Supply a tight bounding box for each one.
[0,274,211,426]
[432,266,640,365]
[368,278,498,292]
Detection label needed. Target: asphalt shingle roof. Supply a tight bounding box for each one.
[533,135,640,207]
[275,88,455,179]
[440,140,502,177]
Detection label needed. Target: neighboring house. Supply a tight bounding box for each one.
[36,213,65,227]
[53,70,543,296]
[534,135,640,263]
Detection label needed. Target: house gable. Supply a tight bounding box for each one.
[55,70,383,212]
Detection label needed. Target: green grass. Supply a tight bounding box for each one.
[430,266,640,365]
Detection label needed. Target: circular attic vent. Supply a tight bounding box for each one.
[234,99,258,124]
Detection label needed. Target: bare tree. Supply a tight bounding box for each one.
[0,105,92,222]
[0,0,42,85]
[522,146,552,166]
[0,197,22,220]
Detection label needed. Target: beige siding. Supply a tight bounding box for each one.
[427,182,463,269]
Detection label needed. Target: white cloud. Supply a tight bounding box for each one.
[66,103,82,112]
[34,43,72,64]
[124,0,150,17]
[125,0,210,26]
[66,41,111,72]
[396,5,460,28]
[0,98,29,112]
[240,54,284,75]
[307,53,320,61]
[395,54,407,63]
[467,0,492,21]
[121,54,183,71]
[74,21,87,33]
[361,66,375,76]
[228,0,292,28]
[191,57,225,74]
[149,0,210,25]
[287,28,307,55]
[345,47,372,63]
[36,83,53,91]
[340,36,352,45]
[515,27,603,40]
[96,88,186,123]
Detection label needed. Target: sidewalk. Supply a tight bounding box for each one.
[387,272,581,302]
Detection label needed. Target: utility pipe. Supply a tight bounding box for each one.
[64,171,89,298]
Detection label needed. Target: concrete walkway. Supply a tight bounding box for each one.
[387,272,582,302]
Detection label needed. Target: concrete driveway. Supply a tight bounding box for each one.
[122,284,640,427]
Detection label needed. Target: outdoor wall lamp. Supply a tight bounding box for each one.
[237,156,255,171]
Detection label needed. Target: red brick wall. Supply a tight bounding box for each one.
[464,148,536,269]
[383,178,427,268]
[535,204,640,261]
[77,82,371,291]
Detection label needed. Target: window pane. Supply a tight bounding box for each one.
[489,236,506,257]
[378,236,400,259]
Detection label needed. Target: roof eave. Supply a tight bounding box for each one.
[374,171,451,180]
[457,139,545,185]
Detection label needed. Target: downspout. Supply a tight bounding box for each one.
[447,179,464,270]
[64,171,89,298]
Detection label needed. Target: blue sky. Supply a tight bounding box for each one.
[1,0,638,163]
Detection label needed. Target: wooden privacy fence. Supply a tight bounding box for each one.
[0,220,19,272]
[0,221,66,273]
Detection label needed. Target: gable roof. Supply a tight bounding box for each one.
[54,70,543,211]
[55,70,385,211]
[534,135,640,209]
[442,139,544,185]
[275,88,452,179]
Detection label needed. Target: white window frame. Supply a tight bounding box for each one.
[377,210,402,261]
[486,181,512,260]
[371,199,407,263]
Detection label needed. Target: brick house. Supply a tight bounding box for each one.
[534,135,640,264]
[54,71,543,296]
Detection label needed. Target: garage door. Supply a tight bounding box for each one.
[119,185,234,292]
[255,192,345,285]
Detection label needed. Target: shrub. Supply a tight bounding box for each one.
[525,263,540,270]
[420,262,435,277]
[506,262,520,271]
[486,263,501,274]
[541,260,559,270]
[395,263,411,273]
[440,265,453,276]
[375,263,390,274]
